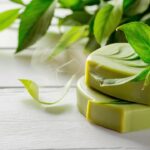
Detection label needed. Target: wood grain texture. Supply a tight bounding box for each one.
[0,88,150,150]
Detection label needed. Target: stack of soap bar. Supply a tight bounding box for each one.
[76,43,150,132]
[77,77,150,133]
[85,43,150,105]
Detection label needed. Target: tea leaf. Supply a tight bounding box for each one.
[58,11,92,26]
[117,22,150,63]
[59,0,100,10]
[16,0,55,53]
[48,25,89,60]
[124,0,150,16]
[19,79,39,100]
[0,8,20,31]
[123,0,135,10]
[84,35,99,53]
[94,1,123,46]
[19,75,75,105]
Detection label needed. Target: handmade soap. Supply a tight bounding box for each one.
[77,77,150,133]
[85,43,150,105]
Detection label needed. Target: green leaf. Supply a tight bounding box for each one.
[94,1,123,46]
[19,75,75,105]
[82,0,100,6]
[59,0,100,11]
[124,0,150,16]
[84,35,99,53]
[59,0,82,10]
[0,8,20,31]
[121,14,143,25]
[107,30,127,44]
[58,11,92,26]
[19,79,39,100]
[141,13,150,26]
[10,0,25,5]
[48,25,89,60]
[123,0,135,10]
[117,22,150,64]
[16,0,55,53]
[91,67,150,87]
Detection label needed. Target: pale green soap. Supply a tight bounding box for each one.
[85,43,150,105]
[77,77,150,133]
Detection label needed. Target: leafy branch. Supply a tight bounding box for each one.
[0,0,149,56]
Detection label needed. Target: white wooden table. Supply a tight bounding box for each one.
[0,2,150,150]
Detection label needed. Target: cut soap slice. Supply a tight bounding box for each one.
[77,77,150,133]
[85,43,150,105]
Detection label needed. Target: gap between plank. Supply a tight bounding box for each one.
[0,85,76,89]
[0,47,34,50]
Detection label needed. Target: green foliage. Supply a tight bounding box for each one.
[124,0,150,16]
[141,13,150,26]
[84,34,99,53]
[123,0,135,10]
[19,79,39,100]
[58,11,92,26]
[117,22,150,63]
[49,25,89,59]
[0,0,148,55]
[94,1,123,46]
[19,75,75,105]
[16,0,55,53]
[0,8,20,31]
[59,0,100,10]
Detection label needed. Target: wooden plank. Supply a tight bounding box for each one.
[0,88,149,149]
[0,28,18,48]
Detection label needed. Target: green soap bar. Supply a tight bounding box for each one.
[77,77,150,133]
[85,43,150,105]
